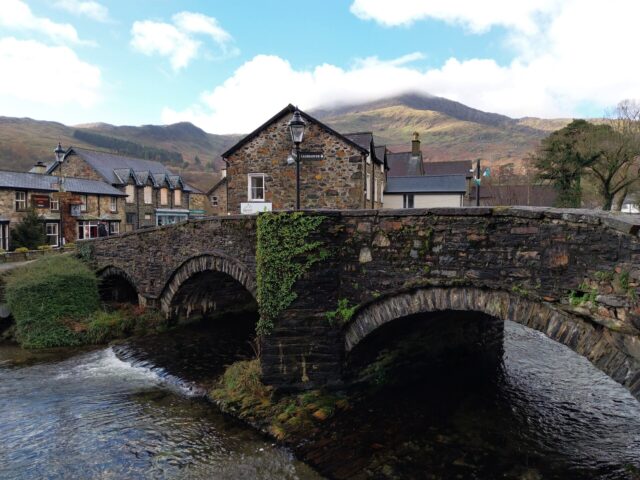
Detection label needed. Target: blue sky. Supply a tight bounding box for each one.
[1,0,638,133]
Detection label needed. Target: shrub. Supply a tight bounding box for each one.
[5,255,100,348]
[14,247,29,253]
[37,245,53,251]
[85,310,131,344]
[10,208,46,250]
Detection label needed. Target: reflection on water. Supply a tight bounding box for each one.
[1,319,639,479]
[0,346,321,480]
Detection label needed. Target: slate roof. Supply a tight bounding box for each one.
[343,132,373,151]
[206,176,227,196]
[424,160,473,178]
[0,171,126,196]
[385,175,467,194]
[387,152,424,177]
[49,148,196,191]
[222,104,369,158]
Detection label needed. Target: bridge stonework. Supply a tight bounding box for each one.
[86,208,640,401]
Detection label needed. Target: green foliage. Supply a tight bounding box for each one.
[37,245,52,251]
[14,247,29,253]
[10,209,46,250]
[5,255,100,348]
[326,298,357,326]
[77,242,94,262]
[84,306,168,344]
[255,212,329,336]
[568,284,597,306]
[594,270,614,282]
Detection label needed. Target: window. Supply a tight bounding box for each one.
[15,191,26,211]
[46,222,59,247]
[174,189,182,206]
[210,195,218,206]
[125,185,135,204]
[367,153,371,164]
[126,213,136,225]
[373,180,377,203]
[160,187,168,205]
[77,221,98,240]
[80,194,88,212]
[110,196,117,212]
[144,186,152,204]
[248,174,265,201]
[0,223,8,251]
[403,194,415,209]
[109,222,119,235]
[50,195,59,211]
[366,174,371,200]
[144,214,151,221]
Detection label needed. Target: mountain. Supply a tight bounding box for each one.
[314,94,571,176]
[0,93,571,188]
[0,116,240,175]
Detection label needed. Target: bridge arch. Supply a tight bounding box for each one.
[159,253,257,318]
[97,266,139,304]
[344,287,638,398]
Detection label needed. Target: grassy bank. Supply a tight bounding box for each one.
[4,255,168,348]
[208,359,349,442]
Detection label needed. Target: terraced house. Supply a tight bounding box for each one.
[42,147,203,232]
[0,170,126,249]
[221,105,387,214]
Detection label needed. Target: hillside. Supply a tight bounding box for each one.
[315,94,570,176]
[0,93,571,185]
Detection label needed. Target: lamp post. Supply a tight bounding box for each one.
[54,142,65,245]
[471,158,490,206]
[288,108,306,210]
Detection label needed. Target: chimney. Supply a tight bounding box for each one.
[32,161,47,174]
[411,132,421,156]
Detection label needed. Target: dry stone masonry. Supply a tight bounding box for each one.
[86,207,640,401]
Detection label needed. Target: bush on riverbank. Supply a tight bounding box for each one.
[84,305,170,344]
[6,255,100,348]
[209,359,348,441]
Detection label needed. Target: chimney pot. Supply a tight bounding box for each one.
[411,132,421,156]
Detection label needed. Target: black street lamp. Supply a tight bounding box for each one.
[288,108,306,210]
[54,142,66,245]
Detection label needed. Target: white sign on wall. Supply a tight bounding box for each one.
[240,202,273,215]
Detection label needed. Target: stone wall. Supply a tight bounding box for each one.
[88,207,640,400]
[226,115,366,213]
[207,180,227,215]
[57,153,104,181]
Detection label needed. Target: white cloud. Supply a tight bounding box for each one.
[0,0,86,44]
[130,11,236,71]
[54,0,109,23]
[0,37,101,108]
[163,0,640,133]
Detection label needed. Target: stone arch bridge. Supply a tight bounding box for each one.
[83,207,640,401]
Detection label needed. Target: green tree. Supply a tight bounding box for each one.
[194,155,202,167]
[535,119,601,207]
[10,208,46,250]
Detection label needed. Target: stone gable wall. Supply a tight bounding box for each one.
[226,115,366,213]
[56,153,104,181]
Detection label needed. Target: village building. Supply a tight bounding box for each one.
[205,172,228,216]
[0,170,126,249]
[40,147,204,231]
[221,105,386,214]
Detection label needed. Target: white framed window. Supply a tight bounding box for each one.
[110,196,117,212]
[50,195,59,211]
[109,222,120,235]
[174,189,182,206]
[366,173,371,200]
[80,194,88,212]
[0,223,8,251]
[144,186,153,204]
[380,163,384,173]
[210,195,218,206]
[15,191,26,211]
[248,174,265,201]
[46,222,59,247]
[125,185,135,204]
[403,194,415,209]
[160,187,168,205]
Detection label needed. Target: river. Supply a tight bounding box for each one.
[0,318,639,479]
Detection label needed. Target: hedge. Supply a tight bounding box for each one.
[5,255,100,348]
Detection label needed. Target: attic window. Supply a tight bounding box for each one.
[174,189,182,206]
[125,185,135,204]
[160,187,168,205]
[144,186,152,204]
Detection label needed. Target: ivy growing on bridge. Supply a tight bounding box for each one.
[256,212,329,336]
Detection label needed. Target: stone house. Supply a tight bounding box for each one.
[0,170,126,249]
[221,105,386,214]
[205,173,228,216]
[42,147,204,231]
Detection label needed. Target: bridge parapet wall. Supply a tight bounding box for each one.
[262,207,640,398]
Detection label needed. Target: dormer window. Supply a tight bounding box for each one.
[174,189,182,206]
[125,184,135,204]
[160,187,168,205]
[144,186,152,204]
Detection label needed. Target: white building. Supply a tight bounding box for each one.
[383,175,467,209]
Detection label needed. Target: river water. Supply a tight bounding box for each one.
[0,319,639,479]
